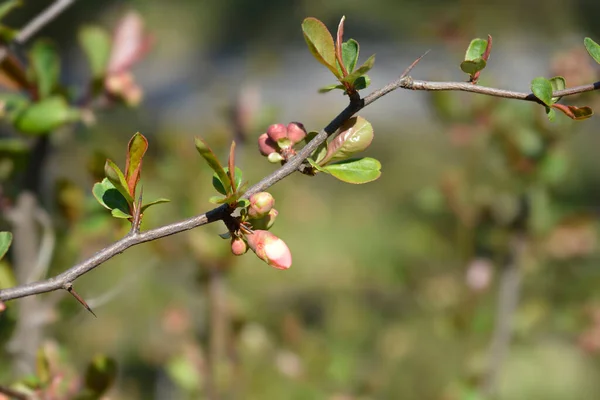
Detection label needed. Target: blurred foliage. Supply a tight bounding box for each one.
[2,1,600,399]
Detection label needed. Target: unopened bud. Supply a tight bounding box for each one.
[0,301,5,313]
[287,122,307,144]
[266,123,288,142]
[245,230,292,270]
[258,133,278,156]
[268,152,284,163]
[248,192,275,219]
[231,237,248,256]
[250,208,278,230]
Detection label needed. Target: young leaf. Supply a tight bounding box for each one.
[194,137,231,194]
[302,17,340,78]
[0,231,12,261]
[549,76,566,103]
[584,37,600,64]
[0,92,29,122]
[353,75,370,91]
[0,0,20,20]
[321,157,382,184]
[92,178,132,217]
[552,103,593,120]
[84,355,117,395]
[464,38,488,61]
[140,198,170,213]
[212,167,243,195]
[318,83,346,93]
[14,96,80,135]
[104,160,134,203]
[460,59,486,75]
[342,39,359,72]
[304,131,327,165]
[340,54,375,84]
[124,132,148,197]
[78,25,112,79]
[321,116,374,164]
[228,141,236,192]
[335,16,348,77]
[531,77,553,107]
[209,195,228,204]
[29,40,60,99]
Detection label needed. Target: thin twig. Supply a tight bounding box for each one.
[1,54,599,303]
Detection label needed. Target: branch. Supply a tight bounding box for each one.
[0,0,77,63]
[1,54,599,303]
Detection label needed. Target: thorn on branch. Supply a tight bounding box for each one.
[400,50,430,80]
[65,283,97,317]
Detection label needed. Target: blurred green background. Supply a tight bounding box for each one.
[2,0,600,399]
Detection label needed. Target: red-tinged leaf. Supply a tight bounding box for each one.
[302,17,340,79]
[107,11,152,74]
[335,16,348,77]
[124,132,147,197]
[228,141,236,194]
[194,137,231,194]
[321,116,374,164]
[551,103,593,120]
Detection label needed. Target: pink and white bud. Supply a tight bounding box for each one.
[245,230,292,270]
[258,133,278,156]
[231,237,248,256]
[266,123,288,142]
[287,122,307,144]
[248,192,275,219]
[250,208,278,230]
[0,301,5,313]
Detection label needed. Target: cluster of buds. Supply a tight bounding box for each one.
[258,122,307,162]
[229,192,291,269]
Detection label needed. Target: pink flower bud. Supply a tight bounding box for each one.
[266,123,288,142]
[287,122,307,144]
[248,192,275,219]
[245,230,292,270]
[258,133,278,156]
[231,237,248,256]
[0,301,5,313]
[250,208,278,230]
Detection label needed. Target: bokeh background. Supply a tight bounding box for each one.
[2,0,600,399]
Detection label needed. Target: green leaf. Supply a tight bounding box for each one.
[340,54,375,83]
[531,77,553,107]
[464,38,488,61]
[318,83,345,93]
[0,24,18,41]
[302,17,340,78]
[141,198,170,213]
[14,96,80,135]
[321,157,382,184]
[78,25,112,79]
[0,232,12,261]
[236,198,250,208]
[321,116,374,164]
[125,132,148,196]
[0,0,21,20]
[341,39,359,72]
[460,59,486,75]
[0,92,29,122]
[0,138,28,155]
[36,349,51,385]
[0,260,17,289]
[194,137,231,194]
[29,40,60,99]
[212,167,242,196]
[546,107,556,122]
[92,178,132,217]
[104,160,133,203]
[304,131,327,165]
[111,208,132,218]
[166,355,201,392]
[584,37,600,64]
[85,355,117,395]
[208,195,227,204]
[549,76,566,103]
[353,75,370,91]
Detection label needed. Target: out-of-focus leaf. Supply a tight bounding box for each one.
[124,132,147,196]
[340,54,375,83]
[321,157,382,184]
[531,77,553,107]
[78,25,111,79]
[140,198,170,213]
[0,260,17,289]
[302,17,340,78]
[321,116,374,164]
[104,160,133,203]
[549,76,566,103]
[92,178,132,217]
[0,24,18,41]
[318,83,345,93]
[194,137,231,194]
[36,348,50,385]
[212,167,242,196]
[342,39,359,72]
[0,92,29,121]
[584,37,600,64]
[166,355,201,392]
[107,11,150,74]
[0,231,12,260]
[84,355,117,395]
[0,0,20,20]
[0,53,29,91]
[14,96,80,135]
[29,40,60,99]
[0,139,27,156]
